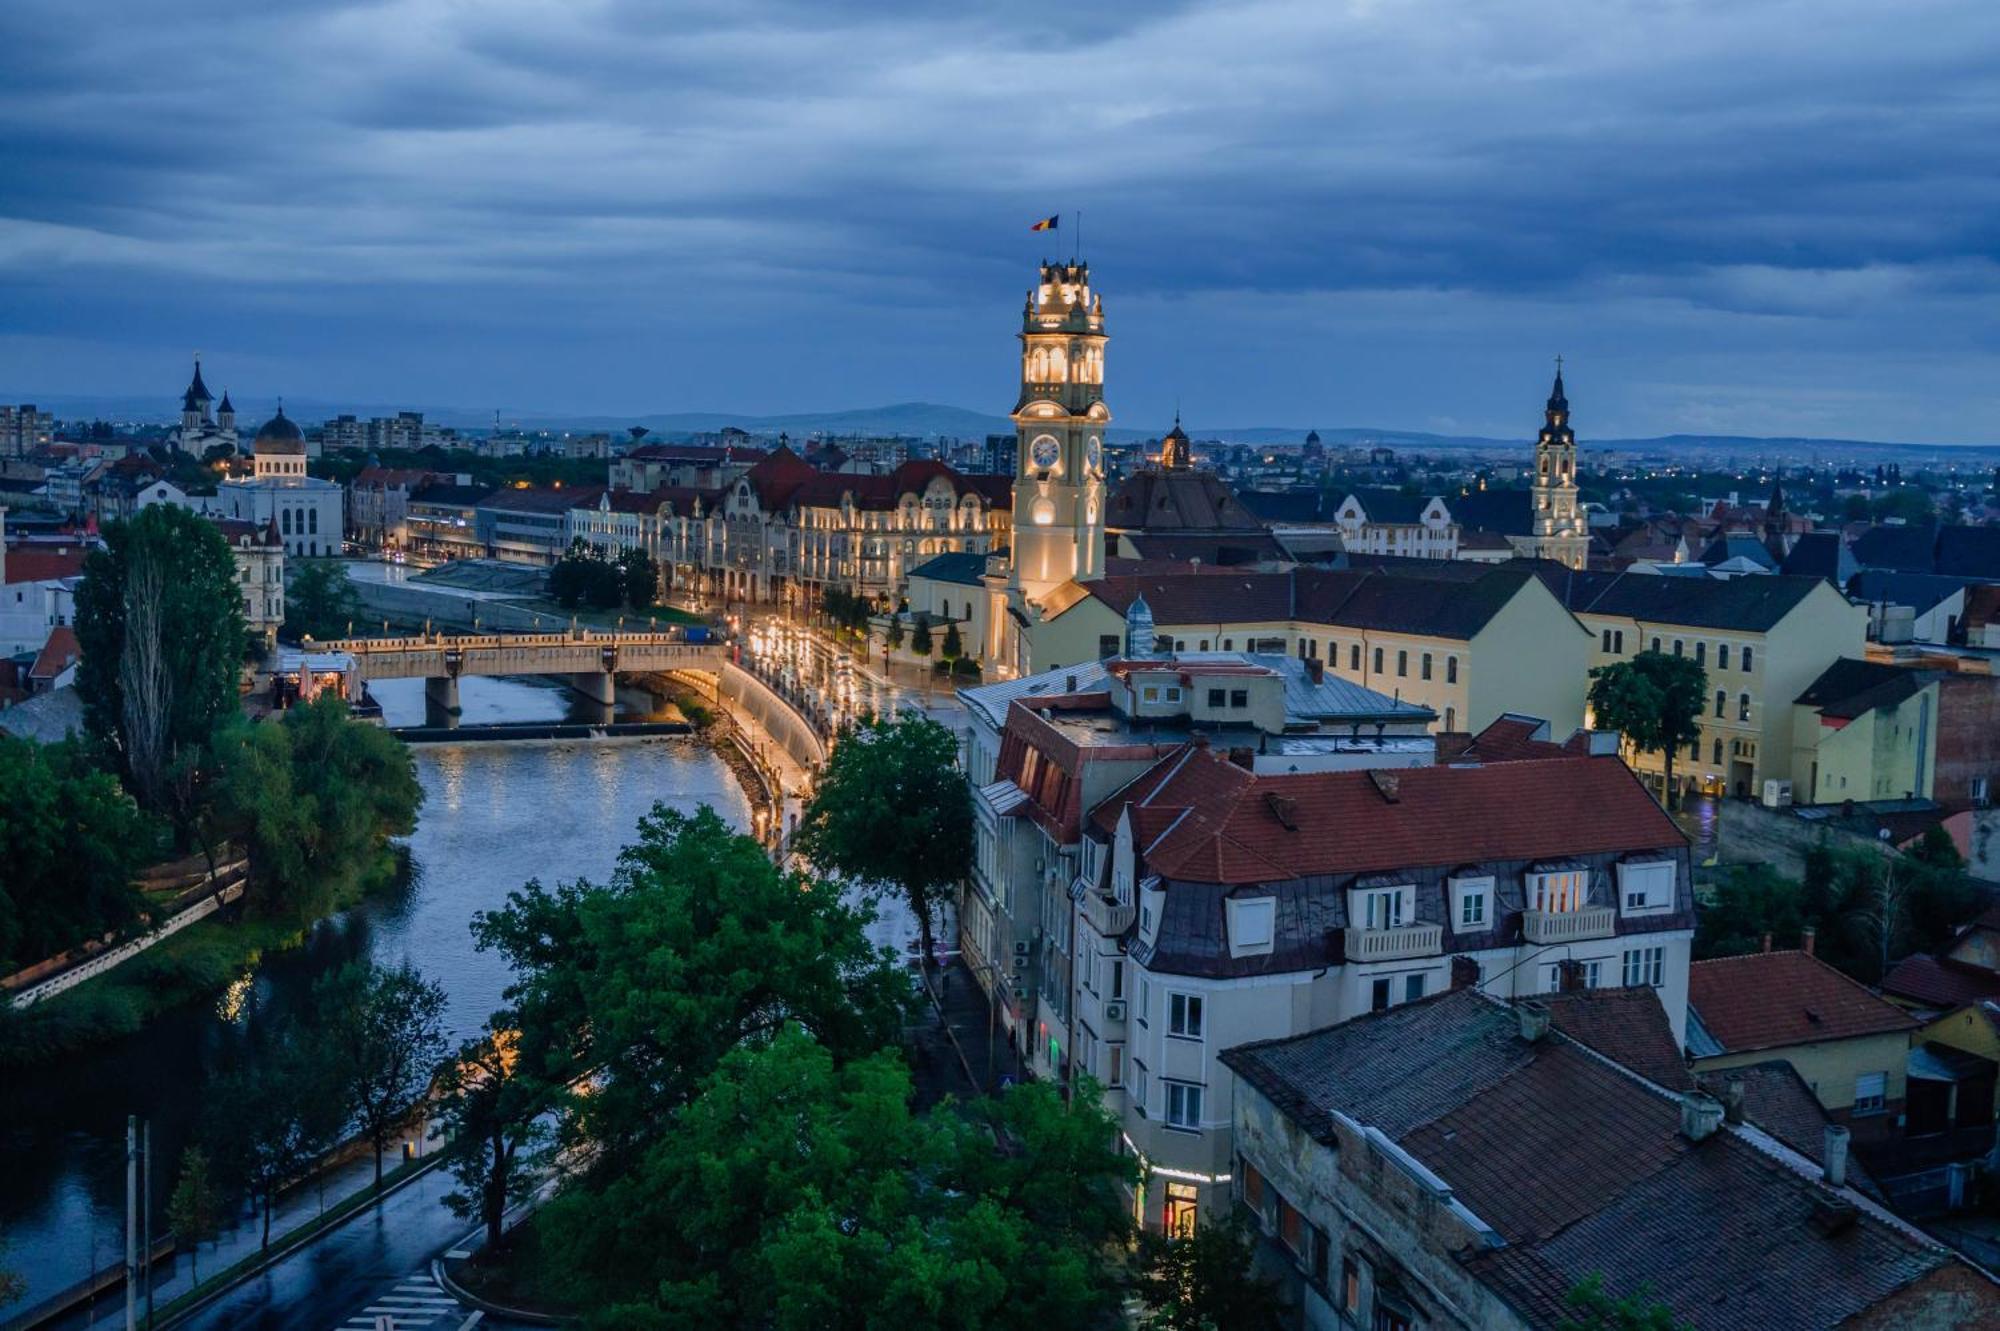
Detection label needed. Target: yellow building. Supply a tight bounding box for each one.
[1532,568,1865,799]
[1790,658,1939,805]
[1024,560,1592,735]
[1687,948,1918,1139]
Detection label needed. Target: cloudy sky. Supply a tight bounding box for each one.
[2,0,1996,441]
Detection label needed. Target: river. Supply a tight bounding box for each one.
[0,676,753,1312]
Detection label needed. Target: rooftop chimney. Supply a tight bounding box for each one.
[1762,932,1773,954]
[1451,955,1481,991]
[1065,673,1077,693]
[1721,1075,1746,1125]
[1518,1001,1550,1044]
[1802,926,1817,958]
[1305,657,1325,685]
[1822,1124,1850,1188]
[1680,1093,1724,1142]
[1228,746,1256,771]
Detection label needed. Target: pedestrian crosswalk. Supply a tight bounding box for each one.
[333,1271,476,1331]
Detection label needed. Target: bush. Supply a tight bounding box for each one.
[951,657,981,679]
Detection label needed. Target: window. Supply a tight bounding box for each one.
[1651,636,1661,653]
[1373,646,1384,674]
[1164,1081,1204,1130]
[1530,870,1587,913]
[1742,646,1754,671]
[1342,1258,1361,1313]
[1716,689,1727,718]
[1396,650,1408,677]
[1107,1043,1124,1087]
[1421,652,1433,680]
[1404,973,1426,1003]
[1853,1072,1887,1115]
[1098,634,1119,659]
[1374,1310,1414,1331]
[1613,630,1625,653]
[1718,643,1730,669]
[1459,886,1487,928]
[308,508,318,534]
[1168,992,1204,1038]
[1276,1193,1304,1253]
[1110,959,1125,999]
[1447,655,1458,684]
[1312,1228,1332,1287]
[1370,977,1391,1012]
[1601,629,1614,652]
[1223,638,1234,650]
[1622,945,1665,987]
[1358,886,1408,930]
[1165,687,1181,702]
[1241,1158,1265,1215]
[1229,689,1248,708]
[1694,641,1706,666]
[1738,693,1752,722]
[1142,686,1159,702]
[1673,639,1683,656]
[1133,1061,1150,1114]
[1620,860,1674,914]
[1228,896,1276,956]
[1444,706,1455,730]
[1137,975,1151,1027]
[1207,688,1225,707]
[1350,643,1361,671]
[1713,738,1723,764]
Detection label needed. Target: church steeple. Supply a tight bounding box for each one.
[1160,414,1191,470]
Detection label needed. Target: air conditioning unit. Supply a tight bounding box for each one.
[1013,940,1032,956]
[1104,1001,1126,1021]
[1012,956,1028,970]
[1761,779,1793,809]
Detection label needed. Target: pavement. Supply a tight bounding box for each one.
[919,956,1023,1103]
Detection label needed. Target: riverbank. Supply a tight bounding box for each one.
[0,847,405,1068]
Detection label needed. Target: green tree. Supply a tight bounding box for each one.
[166,1146,222,1284]
[74,504,246,820]
[549,540,624,611]
[0,736,157,970]
[282,559,362,642]
[1558,1274,1691,1331]
[1587,650,1707,807]
[471,804,911,1168]
[616,547,659,610]
[315,960,450,1188]
[910,614,934,657]
[210,1030,344,1249]
[434,1024,551,1248]
[214,696,424,921]
[885,613,905,651]
[941,620,964,660]
[1136,1217,1285,1331]
[796,714,972,979]
[1695,864,1805,960]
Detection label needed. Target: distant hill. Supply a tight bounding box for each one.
[7,392,1994,454]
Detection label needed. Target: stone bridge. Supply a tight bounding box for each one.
[314,629,726,712]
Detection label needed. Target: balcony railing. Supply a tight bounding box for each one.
[1344,921,1444,963]
[1522,905,1617,945]
[1080,887,1135,939]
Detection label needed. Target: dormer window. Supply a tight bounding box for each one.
[1354,885,1409,931]
[1617,859,1675,915]
[1226,895,1275,957]
[1449,874,1493,932]
[1529,867,1589,914]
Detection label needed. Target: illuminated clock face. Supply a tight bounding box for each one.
[1085,435,1103,475]
[1030,435,1061,471]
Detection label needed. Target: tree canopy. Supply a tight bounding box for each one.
[1135,1216,1286,1331]
[796,713,973,975]
[74,504,246,819]
[282,559,363,642]
[0,736,158,971]
[314,959,450,1186]
[214,696,424,921]
[1587,650,1707,805]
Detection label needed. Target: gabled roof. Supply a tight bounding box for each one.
[3,547,89,583]
[1687,950,1918,1056]
[1341,486,1432,525]
[1880,953,2000,1009]
[1524,562,1830,631]
[1106,468,1267,533]
[1541,985,1695,1090]
[1697,532,1780,570]
[29,626,79,681]
[1780,531,1857,583]
[1223,989,1975,1331]
[1851,523,2000,582]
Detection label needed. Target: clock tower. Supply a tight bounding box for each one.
[1008,259,1108,603]
[1529,360,1589,570]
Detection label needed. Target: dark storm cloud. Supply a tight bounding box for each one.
[0,0,1996,440]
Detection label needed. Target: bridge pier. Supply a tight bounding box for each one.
[571,670,618,708]
[424,674,461,715]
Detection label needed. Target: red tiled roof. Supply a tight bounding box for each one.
[4,548,89,583]
[1688,951,1918,1056]
[1880,953,2000,1009]
[1095,746,1683,884]
[29,626,79,680]
[1542,986,1695,1090]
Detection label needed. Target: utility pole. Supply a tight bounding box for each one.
[143,1118,154,1329]
[126,1115,138,1331]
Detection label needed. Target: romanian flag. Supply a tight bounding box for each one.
[1030,214,1059,232]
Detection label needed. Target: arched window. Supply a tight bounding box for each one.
[281,509,292,535]
[1738,693,1752,722]
[1713,739,1723,764]
[309,507,318,534]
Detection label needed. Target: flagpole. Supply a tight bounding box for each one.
[1075,210,1082,263]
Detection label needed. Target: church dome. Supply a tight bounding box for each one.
[253,406,307,456]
